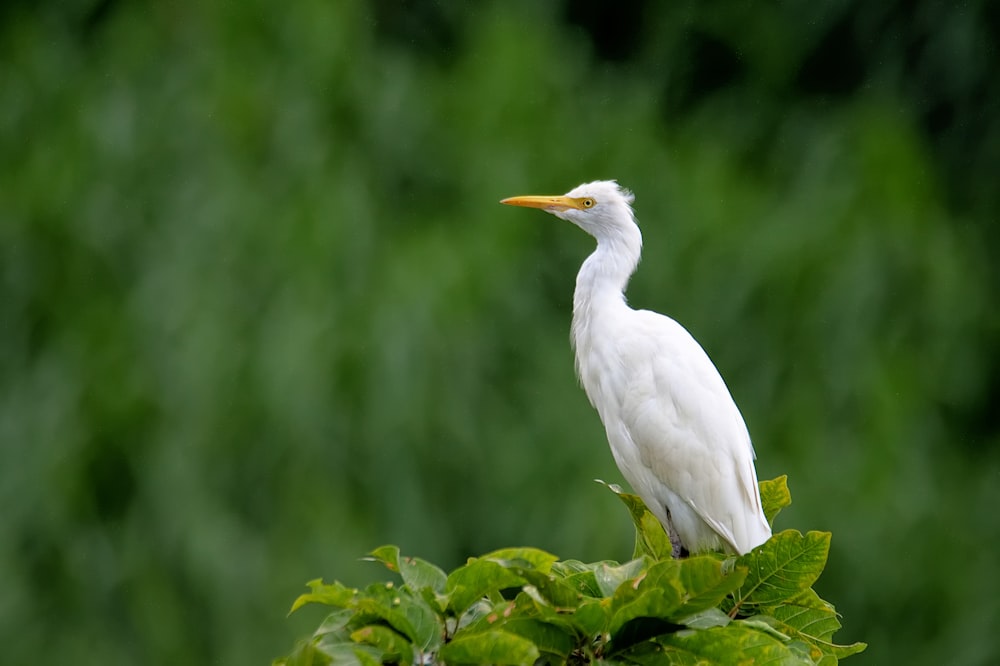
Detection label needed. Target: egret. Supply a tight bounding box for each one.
[501,181,770,557]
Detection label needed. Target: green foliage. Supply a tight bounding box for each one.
[277,478,864,665]
[758,475,791,526]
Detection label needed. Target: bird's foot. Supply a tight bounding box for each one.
[665,508,689,559]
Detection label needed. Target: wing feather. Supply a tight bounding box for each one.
[616,310,770,554]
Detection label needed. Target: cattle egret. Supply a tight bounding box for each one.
[501,180,771,556]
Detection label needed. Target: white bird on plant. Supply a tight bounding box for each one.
[501,180,770,557]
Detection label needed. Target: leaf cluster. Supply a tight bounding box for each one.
[276,477,864,665]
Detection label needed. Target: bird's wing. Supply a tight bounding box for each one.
[617,311,769,554]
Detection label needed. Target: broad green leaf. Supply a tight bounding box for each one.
[509,568,582,608]
[289,579,357,614]
[598,480,674,560]
[456,599,516,634]
[482,547,559,573]
[656,624,813,665]
[455,598,494,633]
[760,475,792,526]
[777,586,832,611]
[607,559,685,637]
[787,640,821,664]
[594,558,648,597]
[518,584,570,615]
[418,585,448,615]
[615,640,702,666]
[366,545,402,572]
[316,626,359,654]
[446,559,526,614]
[550,559,594,576]
[731,530,831,613]
[673,555,748,618]
[350,625,414,665]
[553,564,604,598]
[283,638,382,666]
[608,616,685,656]
[572,598,611,636]
[677,607,731,630]
[351,647,383,666]
[499,617,576,660]
[761,589,867,660]
[312,609,354,640]
[275,638,333,666]
[386,586,442,651]
[398,555,448,596]
[511,589,590,637]
[738,616,793,641]
[366,545,448,595]
[353,583,443,651]
[459,589,579,650]
[437,629,540,665]
[551,559,617,598]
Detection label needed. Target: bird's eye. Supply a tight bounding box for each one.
[582,198,595,208]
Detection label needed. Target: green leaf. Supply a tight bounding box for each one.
[615,640,701,666]
[499,617,576,660]
[761,589,868,660]
[454,598,515,634]
[656,624,813,665]
[289,579,357,614]
[353,582,443,651]
[550,559,594,576]
[572,598,612,636]
[731,530,831,613]
[607,559,685,637]
[351,647,384,666]
[760,475,792,526]
[454,598,494,634]
[598,480,674,560]
[366,545,402,572]
[609,616,684,655]
[366,545,448,595]
[509,589,589,638]
[678,607,731,630]
[281,638,384,666]
[349,625,413,664]
[275,638,333,666]
[673,555,748,618]
[738,616,793,641]
[788,640,822,664]
[482,547,560,573]
[510,568,582,608]
[437,629,540,665]
[446,559,526,615]
[312,609,354,640]
[461,587,581,652]
[551,559,606,598]
[594,558,648,597]
[400,556,448,595]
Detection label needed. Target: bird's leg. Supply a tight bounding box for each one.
[664,507,689,559]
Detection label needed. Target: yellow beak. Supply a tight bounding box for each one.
[500,195,580,211]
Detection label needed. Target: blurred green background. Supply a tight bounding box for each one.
[2,0,998,663]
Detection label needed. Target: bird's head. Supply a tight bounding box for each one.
[500,180,638,240]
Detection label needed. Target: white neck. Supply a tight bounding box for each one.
[571,223,643,351]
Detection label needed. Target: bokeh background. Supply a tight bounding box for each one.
[2,0,998,663]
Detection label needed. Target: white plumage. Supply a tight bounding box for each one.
[501,180,771,556]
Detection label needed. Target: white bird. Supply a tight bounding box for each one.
[501,180,771,556]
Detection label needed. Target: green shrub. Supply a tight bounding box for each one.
[277,477,863,665]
